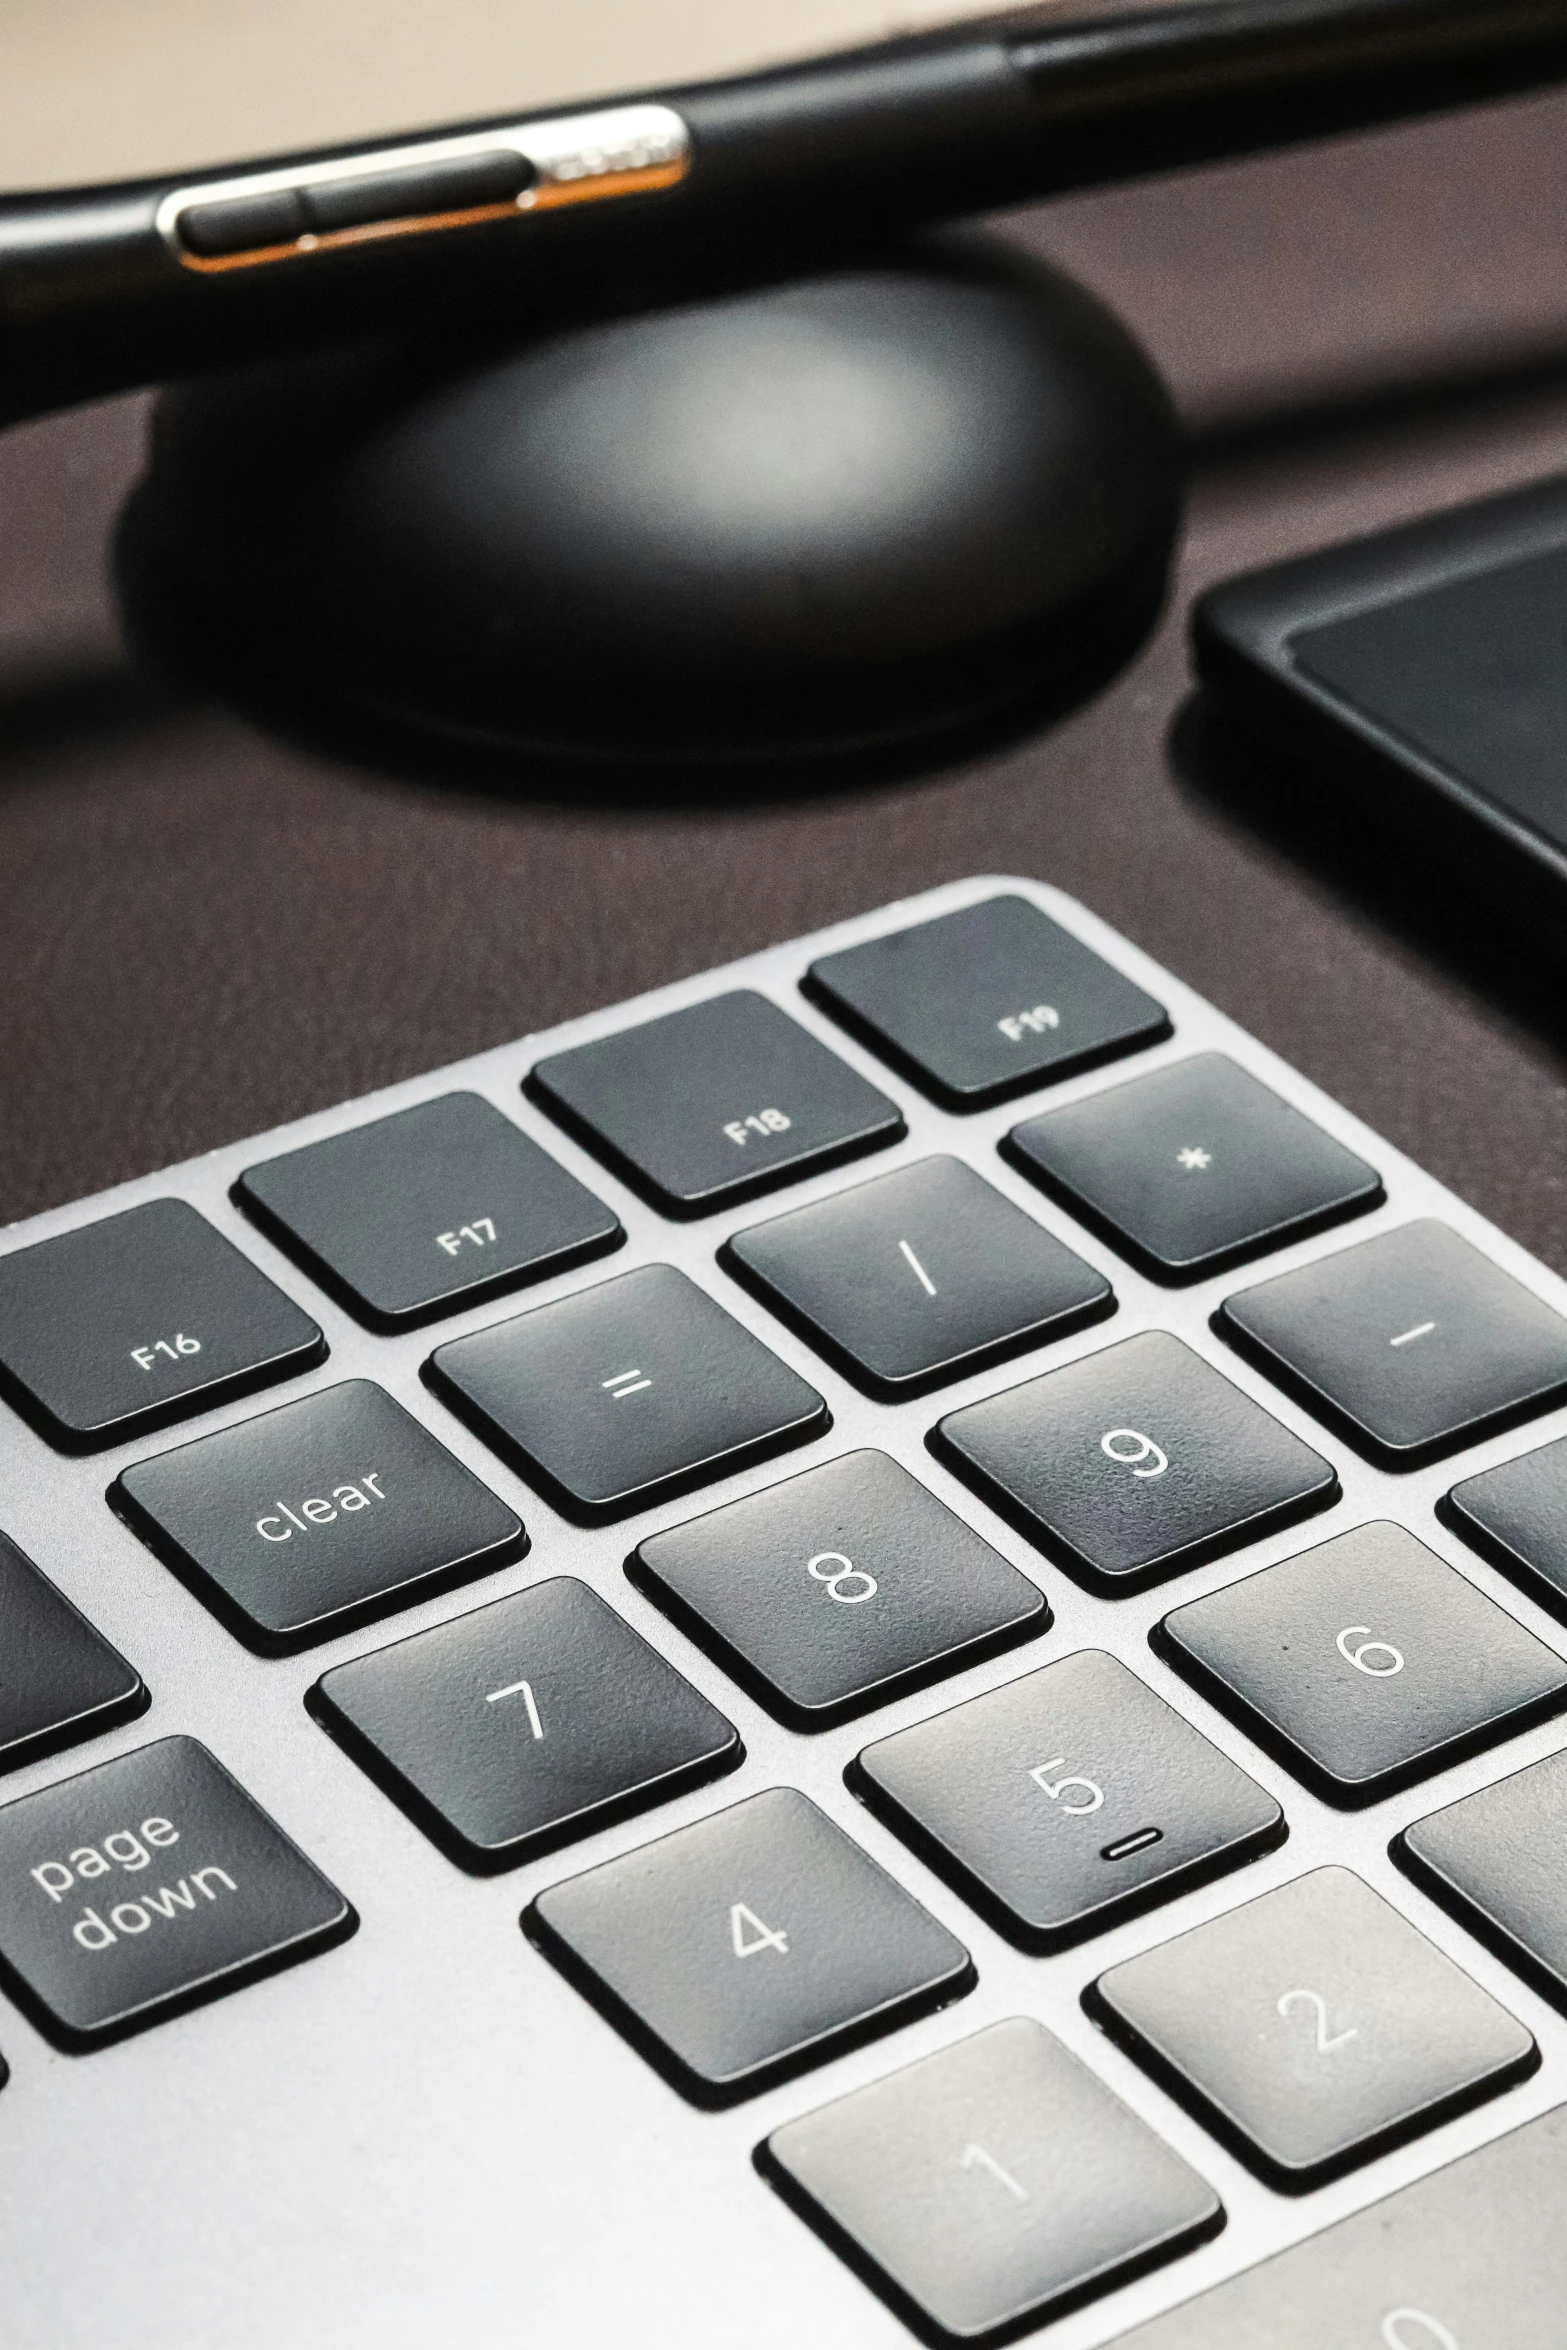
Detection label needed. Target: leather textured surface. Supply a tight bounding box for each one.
[2,89,1567,1262]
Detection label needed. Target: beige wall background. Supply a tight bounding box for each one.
[2,0,1054,190]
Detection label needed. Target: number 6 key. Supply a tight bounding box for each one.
[1158,1521,1567,1805]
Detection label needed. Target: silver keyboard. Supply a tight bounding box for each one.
[4,873,1566,2350]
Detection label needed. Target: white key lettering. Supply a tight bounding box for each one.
[806,1551,877,1604]
[436,1216,498,1257]
[255,1471,385,1541]
[485,1677,544,1739]
[996,1005,1061,1044]
[130,1332,201,1372]
[1337,1625,1405,1677]
[1029,1757,1105,1814]
[1277,1986,1358,2054]
[730,1902,788,1958]
[960,2143,1028,2201]
[722,1109,793,1147]
[897,1238,937,1297]
[1382,2313,1459,2350]
[1100,1427,1169,1479]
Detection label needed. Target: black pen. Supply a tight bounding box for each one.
[6,0,1567,422]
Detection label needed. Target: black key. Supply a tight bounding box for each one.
[0,1199,325,1452]
[301,150,532,233]
[113,1380,526,1653]
[529,991,903,1217]
[1090,1865,1535,2189]
[1446,1429,1567,1622]
[179,187,309,255]
[1158,1522,1567,1806]
[526,1785,971,2104]
[1112,2104,1567,2349]
[762,2018,1220,2343]
[0,1531,146,1770]
[236,1092,622,1331]
[1398,1746,1567,2010]
[0,1735,353,2048]
[632,1450,1046,1728]
[726,1156,1113,1397]
[1219,1219,1567,1466]
[1007,1052,1381,1282]
[426,1264,827,1523]
[805,894,1169,1109]
[933,1330,1336,1593]
[312,1577,739,1870]
[853,1650,1283,1951]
